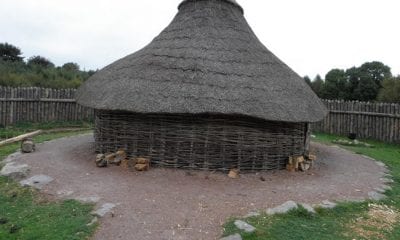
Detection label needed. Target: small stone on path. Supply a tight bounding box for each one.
[87,217,98,226]
[266,201,298,215]
[380,178,394,184]
[368,191,386,201]
[76,196,101,204]
[220,233,242,240]
[20,175,53,189]
[0,163,29,179]
[92,203,116,218]
[380,185,392,191]
[375,161,386,167]
[2,152,22,163]
[300,203,316,214]
[318,200,337,209]
[234,220,256,233]
[57,190,74,197]
[244,211,260,218]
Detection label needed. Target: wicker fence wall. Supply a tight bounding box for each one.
[312,100,400,143]
[95,111,308,171]
[0,87,94,126]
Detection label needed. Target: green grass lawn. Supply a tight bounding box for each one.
[223,133,400,240]
[0,122,96,240]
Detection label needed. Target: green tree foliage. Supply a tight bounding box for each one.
[378,76,400,103]
[0,43,93,89]
[62,62,80,71]
[27,56,55,68]
[353,77,380,101]
[311,75,324,97]
[359,61,392,87]
[0,43,23,62]
[352,61,391,101]
[345,67,360,100]
[322,69,349,99]
[303,76,311,86]
[310,61,392,101]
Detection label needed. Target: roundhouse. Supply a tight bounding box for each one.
[76,0,327,171]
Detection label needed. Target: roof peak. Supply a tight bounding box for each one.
[178,0,243,14]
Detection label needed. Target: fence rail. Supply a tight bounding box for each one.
[312,100,400,143]
[0,87,93,126]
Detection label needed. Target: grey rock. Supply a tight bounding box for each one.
[92,203,116,217]
[76,196,101,204]
[345,198,365,203]
[374,187,386,193]
[380,178,394,183]
[20,175,54,189]
[86,217,98,226]
[244,211,260,218]
[318,200,337,209]
[381,185,392,191]
[375,161,386,167]
[21,139,35,153]
[2,152,22,163]
[300,203,316,214]
[383,173,393,178]
[266,201,298,215]
[361,155,375,161]
[368,191,386,201]
[0,163,29,179]
[57,190,74,197]
[220,233,242,240]
[234,220,256,233]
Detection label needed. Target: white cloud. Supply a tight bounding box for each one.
[1,0,399,77]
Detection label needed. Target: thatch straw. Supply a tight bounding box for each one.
[76,0,327,123]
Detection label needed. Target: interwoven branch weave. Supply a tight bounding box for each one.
[94,111,307,171]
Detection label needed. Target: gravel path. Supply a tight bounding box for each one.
[6,134,389,240]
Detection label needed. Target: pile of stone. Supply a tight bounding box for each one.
[95,150,150,171]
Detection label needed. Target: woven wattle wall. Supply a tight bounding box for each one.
[94,111,307,171]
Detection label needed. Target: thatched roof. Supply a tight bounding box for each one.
[76,0,327,123]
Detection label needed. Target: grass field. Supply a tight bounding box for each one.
[0,122,96,240]
[223,133,400,240]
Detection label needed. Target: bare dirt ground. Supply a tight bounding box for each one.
[8,134,389,240]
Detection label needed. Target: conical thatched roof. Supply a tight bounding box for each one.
[77,0,327,123]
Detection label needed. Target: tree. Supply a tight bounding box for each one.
[358,61,392,87]
[378,76,400,103]
[303,76,311,86]
[62,62,80,71]
[27,56,55,68]
[353,77,380,101]
[0,43,23,62]
[345,67,360,100]
[311,75,324,97]
[322,69,349,99]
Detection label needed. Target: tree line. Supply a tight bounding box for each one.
[304,61,400,103]
[1,42,399,102]
[0,43,95,89]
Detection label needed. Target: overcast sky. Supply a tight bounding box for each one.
[1,0,399,78]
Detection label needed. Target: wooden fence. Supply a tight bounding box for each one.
[312,100,400,143]
[0,87,94,126]
[1,87,399,143]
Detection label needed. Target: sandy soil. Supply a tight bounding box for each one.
[8,134,389,240]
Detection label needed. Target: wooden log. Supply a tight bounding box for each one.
[0,130,43,147]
